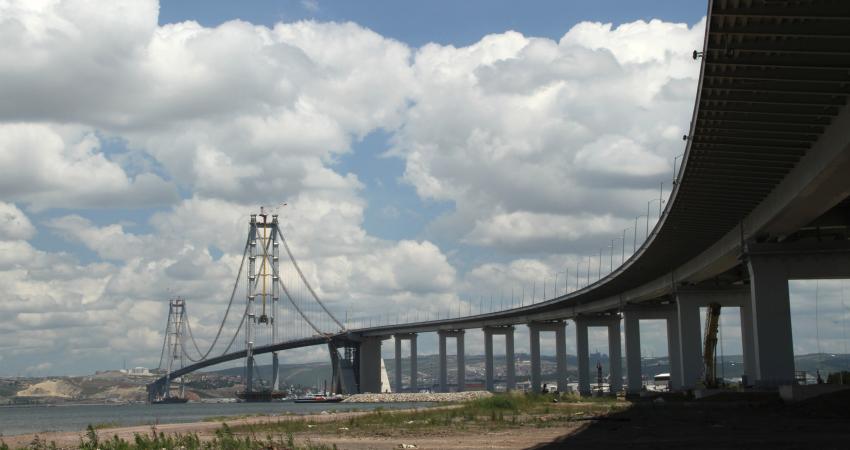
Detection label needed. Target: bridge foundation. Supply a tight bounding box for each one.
[393,333,418,392]
[623,305,681,394]
[483,325,515,391]
[438,330,465,392]
[574,315,621,395]
[358,336,385,393]
[528,321,567,393]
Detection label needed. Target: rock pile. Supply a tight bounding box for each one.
[342,391,493,403]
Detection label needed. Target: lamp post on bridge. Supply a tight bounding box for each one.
[610,236,624,273]
[597,248,602,281]
[647,197,664,236]
[673,154,683,184]
[635,214,646,247]
[621,227,632,264]
[576,260,580,289]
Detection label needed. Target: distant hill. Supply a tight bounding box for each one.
[210,352,850,385]
[204,362,333,388]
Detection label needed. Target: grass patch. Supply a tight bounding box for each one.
[0,394,627,449]
[2,424,336,450]
[232,392,627,438]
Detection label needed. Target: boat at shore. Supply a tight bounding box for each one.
[293,393,344,404]
[151,396,189,404]
[235,389,287,402]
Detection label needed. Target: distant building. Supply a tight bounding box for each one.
[123,367,152,376]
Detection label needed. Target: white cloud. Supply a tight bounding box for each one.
[0,123,178,210]
[0,201,35,240]
[393,18,705,248]
[0,2,773,376]
[464,211,627,251]
[301,0,320,13]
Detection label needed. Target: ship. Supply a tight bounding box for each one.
[293,393,344,404]
[152,396,189,404]
[235,389,287,402]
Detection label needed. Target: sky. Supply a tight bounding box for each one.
[1,0,848,377]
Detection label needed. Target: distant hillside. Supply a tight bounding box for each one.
[223,353,850,382]
[205,362,333,388]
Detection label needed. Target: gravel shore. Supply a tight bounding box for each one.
[343,390,493,403]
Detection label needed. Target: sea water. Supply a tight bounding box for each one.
[0,401,426,436]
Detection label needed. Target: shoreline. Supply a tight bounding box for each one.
[0,405,450,448]
[343,390,493,403]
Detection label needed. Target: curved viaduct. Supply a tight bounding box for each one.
[151,0,850,398]
[344,0,850,395]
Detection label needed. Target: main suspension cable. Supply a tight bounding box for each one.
[256,227,323,334]
[276,226,345,330]
[157,308,171,370]
[179,235,252,362]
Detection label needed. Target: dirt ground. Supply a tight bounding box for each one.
[533,390,850,450]
[6,391,850,449]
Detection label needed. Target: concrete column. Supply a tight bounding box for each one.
[505,327,516,391]
[676,294,703,389]
[529,325,541,393]
[623,312,642,394]
[358,337,383,393]
[555,324,567,393]
[456,331,466,391]
[438,333,448,392]
[410,335,418,391]
[608,318,622,394]
[739,298,756,386]
[576,319,590,395]
[666,312,682,390]
[394,336,403,392]
[484,328,494,391]
[245,355,254,393]
[747,256,796,386]
[272,352,280,391]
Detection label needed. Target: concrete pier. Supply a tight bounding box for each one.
[675,286,752,389]
[575,315,620,395]
[272,352,280,391]
[623,305,680,394]
[576,318,590,395]
[438,330,466,392]
[744,242,850,386]
[358,337,384,393]
[528,321,567,393]
[393,333,417,392]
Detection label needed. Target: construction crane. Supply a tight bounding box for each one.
[702,302,722,388]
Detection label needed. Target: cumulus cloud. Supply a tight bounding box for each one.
[0,123,178,210]
[463,211,627,252]
[393,19,705,248]
[0,202,35,240]
[6,1,801,377]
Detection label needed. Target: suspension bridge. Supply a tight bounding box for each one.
[150,0,850,401]
[148,210,350,401]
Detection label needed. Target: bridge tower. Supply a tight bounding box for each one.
[161,297,187,399]
[244,209,281,395]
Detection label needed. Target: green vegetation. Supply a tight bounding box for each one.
[231,393,624,438]
[0,394,625,449]
[1,424,336,450]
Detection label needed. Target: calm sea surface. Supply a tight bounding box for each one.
[0,401,427,436]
